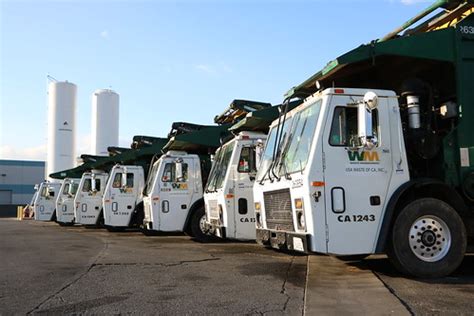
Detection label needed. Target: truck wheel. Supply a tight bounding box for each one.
[190,207,211,242]
[105,226,125,232]
[389,198,466,278]
[96,211,105,228]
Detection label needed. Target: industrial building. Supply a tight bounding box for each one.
[0,160,45,213]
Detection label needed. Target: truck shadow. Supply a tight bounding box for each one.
[347,254,474,284]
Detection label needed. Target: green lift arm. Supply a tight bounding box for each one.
[229,100,303,133]
[284,0,474,191]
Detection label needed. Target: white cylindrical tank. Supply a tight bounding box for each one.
[46,81,77,180]
[91,89,119,156]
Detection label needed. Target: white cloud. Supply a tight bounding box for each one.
[0,144,47,161]
[100,30,109,39]
[195,64,216,74]
[194,62,233,75]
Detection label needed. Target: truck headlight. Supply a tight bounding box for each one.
[254,202,261,211]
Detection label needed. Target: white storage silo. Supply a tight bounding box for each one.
[46,81,77,180]
[91,89,119,156]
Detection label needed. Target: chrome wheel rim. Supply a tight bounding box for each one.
[409,215,451,262]
[199,214,207,233]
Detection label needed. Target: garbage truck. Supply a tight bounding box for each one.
[72,148,139,227]
[142,99,270,238]
[253,0,474,277]
[55,178,80,225]
[102,137,169,230]
[33,181,61,221]
[142,123,230,239]
[203,101,302,241]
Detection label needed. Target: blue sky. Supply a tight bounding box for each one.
[1,0,432,160]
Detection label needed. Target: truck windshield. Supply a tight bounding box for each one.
[206,141,234,192]
[256,115,294,181]
[145,161,160,195]
[279,99,322,175]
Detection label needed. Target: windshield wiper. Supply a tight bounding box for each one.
[271,99,292,181]
[258,98,291,185]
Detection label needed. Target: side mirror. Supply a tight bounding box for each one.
[121,172,128,188]
[357,92,378,149]
[255,140,264,170]
[175,161,184,182]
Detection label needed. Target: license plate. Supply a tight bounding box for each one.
[293,237,304,252]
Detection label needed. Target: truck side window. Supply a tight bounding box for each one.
[126,173,134,188]
[62,183,70,195]
[95,179,101,191]
[238,147,256,173]
[83,179,92,192]
[162,163,189,182]
[112,173,122,188]
[329,107,379,147]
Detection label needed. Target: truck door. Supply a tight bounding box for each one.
[104,169,139,227]
[322,96,393,254]
[234,145,257,240]
[158,157,193,231]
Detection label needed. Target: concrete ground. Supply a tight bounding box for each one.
[0,219,473,315]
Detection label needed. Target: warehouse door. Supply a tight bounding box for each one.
[0,190,12,204]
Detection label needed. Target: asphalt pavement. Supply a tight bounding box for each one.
[0,219,473,315]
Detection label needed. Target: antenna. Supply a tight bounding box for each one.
[47,74,58,82]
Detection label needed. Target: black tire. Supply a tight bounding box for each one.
[336,254,369,262]
[190,207,211,242]
[51,210,57,222]
[105,225,126,232]
[58,221,74,227]
[96,210,105,228]
[388,198,466,278]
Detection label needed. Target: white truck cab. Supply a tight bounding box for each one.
[143,151,207,238]
[204,132,266,240]
[55,178,80,225]
[34,181,62,221]
[254,88,409,255]
[74,171,109,226]
[103,165,145,229]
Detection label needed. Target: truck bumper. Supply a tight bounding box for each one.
[256,228,311,253]
[205,220,226,239]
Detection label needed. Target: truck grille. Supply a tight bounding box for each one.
[208,199,219,218]
[263,188,294,231]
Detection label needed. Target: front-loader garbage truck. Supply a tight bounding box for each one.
[102,137,169,231]
[253,0,474,278]
[203,101,303,241]
[142,122,231,239]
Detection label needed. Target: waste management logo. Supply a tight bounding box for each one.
[347,150,380,164]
